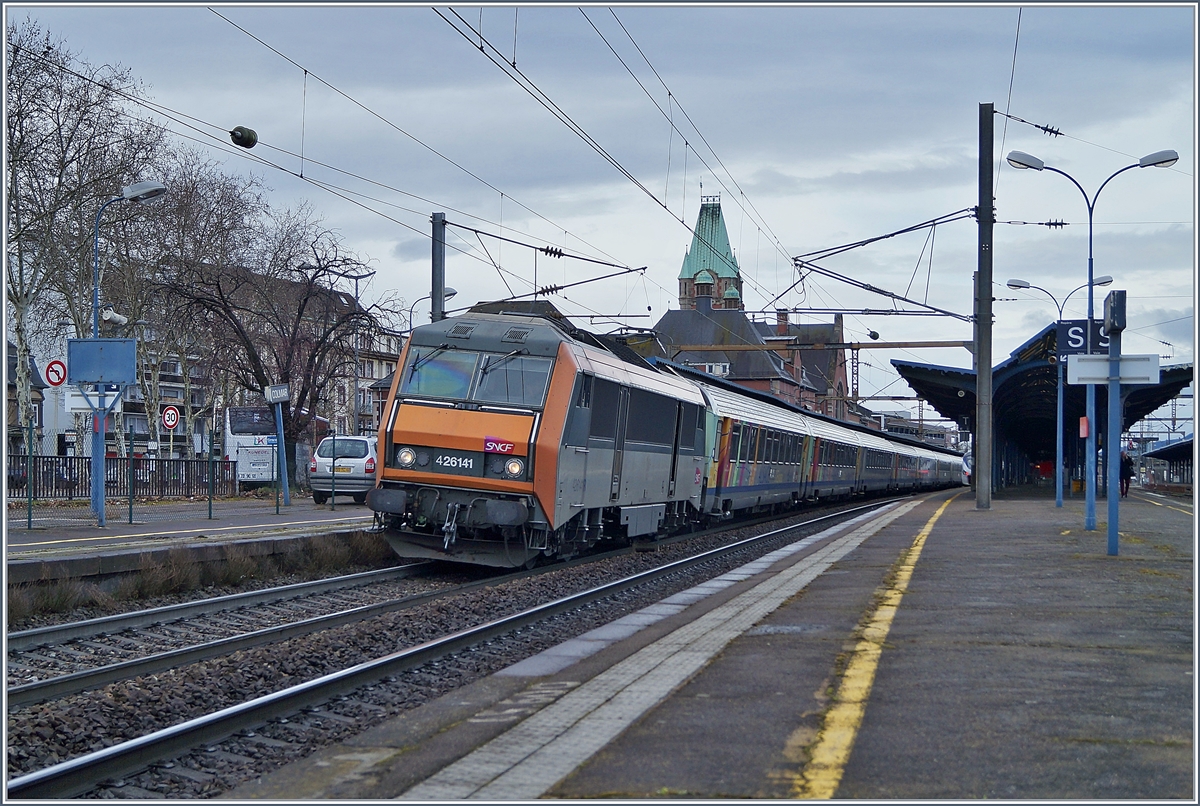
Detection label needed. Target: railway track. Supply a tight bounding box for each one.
[7,498,902,799]
[6,562,479,707]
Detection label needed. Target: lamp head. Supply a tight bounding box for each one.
[1093,275,1114,287]
[1006,151,1044,171]
[1139,149,1178,168]
[443,287,458,300]
[1006,279,1031,289]
[121,180,167,203]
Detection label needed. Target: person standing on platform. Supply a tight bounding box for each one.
[1120,451,1134,498]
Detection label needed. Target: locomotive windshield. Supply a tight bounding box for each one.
[474,353,553,407]
[400,347,553,407]
[401,347,478,399]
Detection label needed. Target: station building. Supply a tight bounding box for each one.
[639,196,881,429]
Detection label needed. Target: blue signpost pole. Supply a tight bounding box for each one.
[273,401,291,506]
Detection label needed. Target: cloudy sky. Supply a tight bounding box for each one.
[10,3,1195,427]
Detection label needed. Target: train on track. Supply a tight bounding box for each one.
[367,305,964,567]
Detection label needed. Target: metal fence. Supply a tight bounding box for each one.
[4,420,329,528]
[7,455,237,500]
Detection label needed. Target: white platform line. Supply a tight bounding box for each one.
[398,500,920,800]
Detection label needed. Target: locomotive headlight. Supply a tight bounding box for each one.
[397,447,417,468]
[503,458,524,478]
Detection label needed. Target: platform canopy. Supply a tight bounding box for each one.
[892,323,1193,461]
[1144,436,1193,463]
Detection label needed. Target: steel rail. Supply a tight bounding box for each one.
[8,569,494,707]
[7,563,434,651]
[7,497,900,799]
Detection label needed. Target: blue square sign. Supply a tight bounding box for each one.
[67,339,137,385]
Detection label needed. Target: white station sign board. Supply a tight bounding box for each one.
[265,383,290,405]
[1067,354,1161,386]
[65,385,123,413]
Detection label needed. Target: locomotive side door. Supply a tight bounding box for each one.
[609,386,630,500]
[557,374,593,521]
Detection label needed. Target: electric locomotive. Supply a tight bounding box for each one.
[368,306,964,568]
[368,308,710,567]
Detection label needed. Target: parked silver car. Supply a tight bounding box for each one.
[309,435,377,504]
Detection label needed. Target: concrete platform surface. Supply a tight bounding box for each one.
[224,488,1193,800]
[6,500,374,585]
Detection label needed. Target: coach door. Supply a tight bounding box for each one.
[609,386,631,500]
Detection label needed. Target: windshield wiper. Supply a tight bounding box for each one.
[409,344,451,378]
[479,349,526,377]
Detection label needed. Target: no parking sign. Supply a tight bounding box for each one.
[162,405,180,431]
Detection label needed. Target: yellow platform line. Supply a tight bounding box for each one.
[793,492,960,799]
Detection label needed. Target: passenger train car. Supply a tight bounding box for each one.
[368,307,964,567]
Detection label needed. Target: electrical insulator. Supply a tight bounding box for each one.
[230,126,258,149]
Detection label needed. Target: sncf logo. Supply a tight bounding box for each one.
[484,437,516,454]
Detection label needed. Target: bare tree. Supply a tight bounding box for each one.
[102,146,263,455]
[5,18,163,444]
[159,203,401,476]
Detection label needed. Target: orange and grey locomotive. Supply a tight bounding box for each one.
[368,308,963,567]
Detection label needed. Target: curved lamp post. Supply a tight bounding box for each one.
[407,287,458,332]
[1007,276,1113,508]
[90,180,168,525]
[333,269,376,436]
[1006,148,1176,530]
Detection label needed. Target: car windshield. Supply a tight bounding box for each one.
[400,348,479,399]
[317,439,370,459]
[473,354,554,407]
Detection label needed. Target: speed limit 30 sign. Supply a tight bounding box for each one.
[161,405,180,431]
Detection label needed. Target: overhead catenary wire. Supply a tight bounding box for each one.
[436,8,785,311]
[602,9,794,274]
[206,8,640,274]
[12,32,656,308]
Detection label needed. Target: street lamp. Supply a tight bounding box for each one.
[407,286,458,332]
[89,180,168,525]
[1006,276,1113,507]
[1006,148,1176,530]
[340,269,375,436]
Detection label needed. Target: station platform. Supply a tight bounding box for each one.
[5,500,374,586]
[226,487,1193,800]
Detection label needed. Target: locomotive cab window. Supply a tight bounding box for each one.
[400,347,478,399]
[473,353,553,407]
[400,347,553,408]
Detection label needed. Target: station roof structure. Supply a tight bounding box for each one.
[892,323,1193,461]
[1144,435,1193,464]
